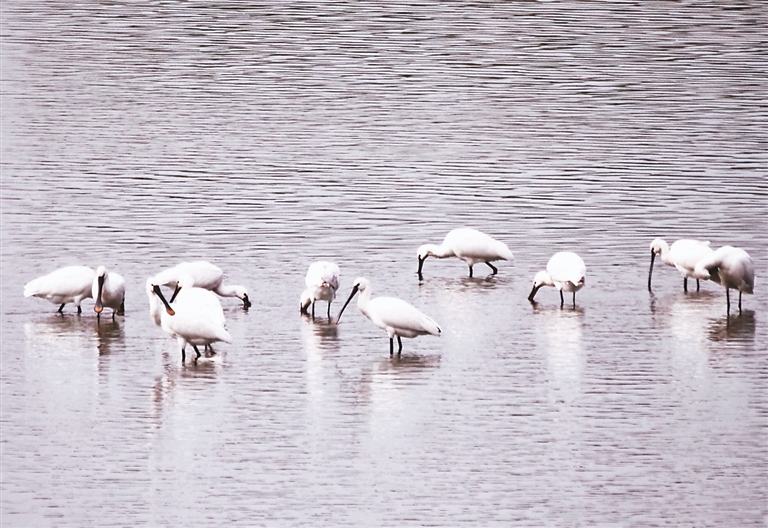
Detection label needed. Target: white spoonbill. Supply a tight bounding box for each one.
[336,277,441,356]
[693,245,755,315]
[528,252,586,308]
[648,238,714,292]
[417,228,514,278]
[24,265,96,313]
[153,260,251,308]
[93,266,126,321]
[147,275,233,363]
[300,261,340,319]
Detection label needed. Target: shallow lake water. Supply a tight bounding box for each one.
[1,1,767,526]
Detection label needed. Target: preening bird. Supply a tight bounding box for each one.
[24,265,96,313]
[93,266,126,321]
[528,252,586,308]
[693,245,755,315]
[648,238,714,292]
[146,275,233,363]
[153,260,251,308]
[300,261,340,319]
[336,277,441,356]
[417,228,514,278]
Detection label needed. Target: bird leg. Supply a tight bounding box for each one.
[311,302,315,320]
[486,262,498,275]
[696,279,700,292]
[193,345,201,361]
[559,290,564,308]
[726,288,730,315]
[739,290,742,313]
[572,292,576,307]
[397,336,403,356]
[181,348,186,363]
[77,305,82,314]
[389,338,394,357]
[683,277,688,292]
[327,301,332,320]
[468,265,473,278]
[58,303,66,314]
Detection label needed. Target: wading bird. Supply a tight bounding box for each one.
[153,260,251,308]
[24,265,96,314]
[336,277,441,356]
[528,252,586,308]
[693,245,754,315]
[147,275,232,363]
[300,261,340,319]
[417,228,514,278]
[93,266,126,321]
[648,238,714,292]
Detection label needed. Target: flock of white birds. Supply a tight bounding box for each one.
[23,228,755,363]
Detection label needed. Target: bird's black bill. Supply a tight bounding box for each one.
[417,256,425,278]
[647,250,656,292]
[169,283,182,303]
[528,284,540,303]
[335,285,359,324]
[242,294,252,309]
[94,275,105,313]
[153,284,175,316]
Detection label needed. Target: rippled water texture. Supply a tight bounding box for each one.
[2,1,767,526]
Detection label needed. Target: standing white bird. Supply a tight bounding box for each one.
[336,277,441,356]
[153,260,251,308]
[417,228,514,278]
[24,266,96,313]
[93,266,126,321]
[648,238,714,292]
[693,245,755,315]
[146,275,233,363]
[528,252,586,307]
[300,261,340,319]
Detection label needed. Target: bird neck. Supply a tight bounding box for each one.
[214,284,241,298]
[428,243,455,259]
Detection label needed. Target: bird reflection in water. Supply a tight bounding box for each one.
[708,310,756,343]
[532,306,584,406]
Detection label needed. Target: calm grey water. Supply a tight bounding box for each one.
[2,1,767,526]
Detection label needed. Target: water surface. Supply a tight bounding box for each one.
[2,1,767,526]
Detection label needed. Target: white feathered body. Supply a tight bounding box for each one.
[24,266,96,308]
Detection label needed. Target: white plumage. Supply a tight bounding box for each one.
[300,261,340,319]
[146,274,233,363]
[24,265,96,314]
[528,252,586,307]
[693,245,755,315]
[153,260,251,308]
[417,228,514,278]
[336,277,441,356]
[93,265,126,321]
[648,238,714,292]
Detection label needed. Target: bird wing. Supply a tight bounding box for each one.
[367,297,441,336]
[669,239,714,273]
[449,229,512,261]
[547,252,585,285]
[24,266,95,298]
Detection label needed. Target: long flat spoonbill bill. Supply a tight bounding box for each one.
[417,228,514,278]
[147,275,233,363]
[336,277,441,356]
[300,261,340,319]
[693,245,755,315]
[648,238,714,292]
[153,260,251,308]
[93,266,126,321]
[528,252,586,308]
[24,266,96,313]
